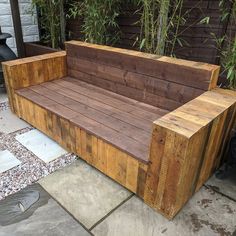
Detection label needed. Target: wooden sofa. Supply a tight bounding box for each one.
[3,41,236,219]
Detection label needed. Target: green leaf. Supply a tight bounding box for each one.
[177,38,183,47]
[199,16,210,25]
[140,38,146,50]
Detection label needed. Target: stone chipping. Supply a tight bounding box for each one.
[0,101,76,200]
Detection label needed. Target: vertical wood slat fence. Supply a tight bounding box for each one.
[66,0,236,66]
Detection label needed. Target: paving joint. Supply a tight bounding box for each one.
[89,193,135,231]
[39,183,94,236]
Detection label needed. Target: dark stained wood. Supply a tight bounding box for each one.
[65,41,220,111]
[66,41,218,91]
[9,0,25,57]
[52,77,167,120]
[62,77,168,115]
[16,77,165,163]
[24,42,59,57]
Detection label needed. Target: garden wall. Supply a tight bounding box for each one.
[0,0,39,55]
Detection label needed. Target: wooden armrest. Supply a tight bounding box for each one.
[144,88,236,219]
[2,51,67,113]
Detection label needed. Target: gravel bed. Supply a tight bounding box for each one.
[0,101,9,111]
[0,120,77,201]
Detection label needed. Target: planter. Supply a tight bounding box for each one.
[24,42,60,57]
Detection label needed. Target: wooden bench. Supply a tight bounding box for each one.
[3,41,236,219]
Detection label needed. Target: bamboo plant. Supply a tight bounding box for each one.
[216,0,236,88]
[67,0,121,45]
[223,0,236,88]
[137,0,185,55]
[32,0,62,48]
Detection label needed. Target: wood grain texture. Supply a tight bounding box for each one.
[65,41,219,111]
[2,51,67,113]
[15,94,148,194]
[15,76,168,163]
[144,88,236,219]
[3,41,236,220]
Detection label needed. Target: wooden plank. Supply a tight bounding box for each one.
[144,88,236,219]
[16,89,149,163]
[2,52,67,113]
[29,85,151,144]
[42,81,152,131]
[66,41,219,90]
[2,51,66,67]
[68,69,180,111]
[58,77,169,116]
[16,94,148,193]
[67,56,204,104]
[47,79,161,122]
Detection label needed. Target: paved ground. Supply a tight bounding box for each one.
[0,90,236,236]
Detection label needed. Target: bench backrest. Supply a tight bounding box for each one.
[65,41,220,111]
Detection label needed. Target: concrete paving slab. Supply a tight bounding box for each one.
[92,187,236,236]
[0,150,21,173]
[39,160,132,229]
[16,129,68,163]
[206,170,236,201]
[0,109,29,134]
[0,184,91,236]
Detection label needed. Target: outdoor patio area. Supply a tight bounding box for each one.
[0,0,236,235]
[0,89,236,236]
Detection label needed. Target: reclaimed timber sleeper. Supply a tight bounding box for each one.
[3,41,236,219]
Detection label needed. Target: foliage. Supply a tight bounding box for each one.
[221,0,236,88]
[67,0,121,45]
[32,0,62,48]
[212,0,236,88]
[136,0,187,55]
[223,37,236,88]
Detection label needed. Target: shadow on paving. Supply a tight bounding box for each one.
[0,184,91,236]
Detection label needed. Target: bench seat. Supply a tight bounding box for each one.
[3,42,236,219]
[16,76,169,163]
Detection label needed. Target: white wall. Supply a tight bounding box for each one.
[0,0,39,55]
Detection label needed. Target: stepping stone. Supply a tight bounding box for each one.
[92,187,236,236]
[16,129,68,163]
[0,184,91,236]
[0,109,29,134]
[0,150,21,173]
[39,160,132,229]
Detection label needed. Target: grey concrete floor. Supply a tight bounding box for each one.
[0,159,235,236]
[0,90,236,236]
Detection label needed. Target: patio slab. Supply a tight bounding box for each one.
[206,170,236,201]
[0,184,91,236]
[15,129,68,163]
[0,109,29,134]
[92,187,236,236]
[39,160,132,229]
[0,150,21,173]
